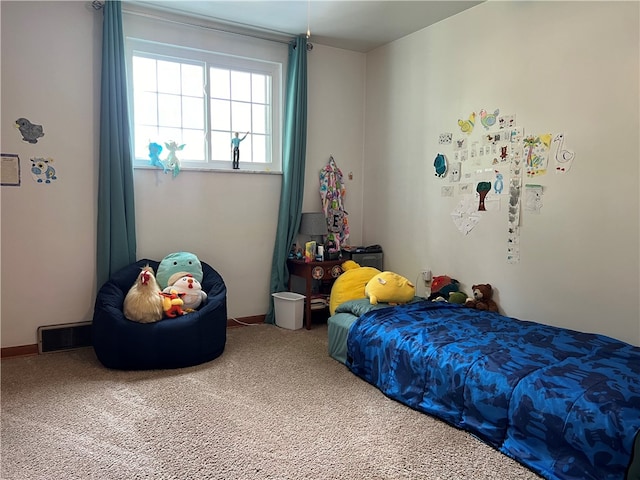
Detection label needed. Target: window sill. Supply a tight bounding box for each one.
[133,165,282,175]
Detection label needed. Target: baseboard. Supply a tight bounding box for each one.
[1,344,38,359]
[227,315,265,328]
[2,315,267,358]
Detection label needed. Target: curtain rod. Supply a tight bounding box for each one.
[91,1,313,50]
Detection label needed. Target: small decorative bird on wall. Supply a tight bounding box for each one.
[15,117,44,144]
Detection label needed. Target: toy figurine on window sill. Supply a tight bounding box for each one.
[231,131,249,169]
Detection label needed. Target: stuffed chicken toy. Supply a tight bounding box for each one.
[123,265,164,323]
[159,289,186,318]
[163,273,207,312]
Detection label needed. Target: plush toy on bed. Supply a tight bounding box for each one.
[329,260,381,315]
[365,271,415,306]
[427,275,461,301]
[465,283,499,312]
[164,273,207,312]
[447,291,468,304]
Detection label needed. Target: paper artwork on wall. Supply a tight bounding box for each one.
[510,127,524,143]
[434,153,448,178]
[494,171,504,194]
[552,133,575,173]
[524,184,543,214]
[480,109,499,130]
[30,157,57,184]
[1,154,21,186]
[459,183,473,194]
[453,137,467,151]
[458,112,476,135]
[524,133,552,177]
[441,185,454,197]
[15,117,45,144]
[451,195,481,235]
[435,106,576,263]
[439,133,453,144]
[498,114,516,130]
[476,181,492,211]
[449,162,462,182]
[506,177,522,263]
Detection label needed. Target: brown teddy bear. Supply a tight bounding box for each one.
[464,284,499,313]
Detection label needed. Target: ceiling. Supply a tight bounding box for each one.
[125,1,483,53]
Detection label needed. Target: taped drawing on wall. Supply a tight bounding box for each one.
[507,177,522,263]
[30,157,57,184]
[498,114,516,130]
[451,195,481,235]
[524,184,544,214]
[450,162,462,182]
[458,112,476,135]
[15,117,44,144]
[523,133,552,177]
[552,133,575,173]
[439,133,453,144]
[480,108,499,130]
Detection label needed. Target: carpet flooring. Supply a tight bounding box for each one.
[1,324,542,479]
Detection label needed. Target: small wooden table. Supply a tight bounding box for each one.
[286,258,344,330]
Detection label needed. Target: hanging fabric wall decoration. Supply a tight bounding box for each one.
[319,155,349,250]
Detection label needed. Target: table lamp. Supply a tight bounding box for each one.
[299,212,327,245]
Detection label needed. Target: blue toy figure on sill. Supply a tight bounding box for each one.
[231,131,249,169]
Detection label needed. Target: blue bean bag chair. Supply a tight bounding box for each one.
[92,259,227,370]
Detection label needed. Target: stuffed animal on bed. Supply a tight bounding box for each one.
[427,275,460,301]
[164,273,207,311]
[156,252,204,290]
[365,271,415,306]
[329,260,381,315]
[465,283,499,312]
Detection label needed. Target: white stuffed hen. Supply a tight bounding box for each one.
[123,265,164,323]
[164,273,207,312]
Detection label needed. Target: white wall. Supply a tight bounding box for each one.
[0,1,366,348]
[363,1,640,345]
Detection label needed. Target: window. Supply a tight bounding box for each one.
[125,30,283,172]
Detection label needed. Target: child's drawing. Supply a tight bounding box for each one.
[552,133,575,173]
[523,133,552,177]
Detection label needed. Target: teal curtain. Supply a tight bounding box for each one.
[265,35,308,324]
[96,0,137,288]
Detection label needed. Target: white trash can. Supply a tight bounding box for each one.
[272,292,305,330]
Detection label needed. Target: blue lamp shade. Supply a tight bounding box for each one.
[299,212,327,243]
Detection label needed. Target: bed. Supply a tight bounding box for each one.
[328,299,640,480]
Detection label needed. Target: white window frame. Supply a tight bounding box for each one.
[124,26,284,173]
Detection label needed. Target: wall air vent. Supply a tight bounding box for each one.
[37,322,92,354]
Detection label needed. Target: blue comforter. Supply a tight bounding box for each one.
[346,301,640,480]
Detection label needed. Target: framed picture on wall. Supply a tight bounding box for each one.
[1,153,21,186]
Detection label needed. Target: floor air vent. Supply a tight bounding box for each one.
[37,322,92,354]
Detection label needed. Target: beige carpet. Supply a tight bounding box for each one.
[1,324,542,479]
